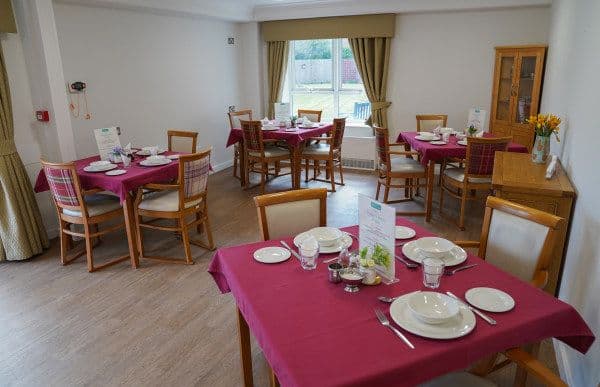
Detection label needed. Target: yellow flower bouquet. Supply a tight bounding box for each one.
[527,113,561,142]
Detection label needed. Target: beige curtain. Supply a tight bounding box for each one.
[348,37,392,128]
[267,40,289,119]
[0,46,48,261]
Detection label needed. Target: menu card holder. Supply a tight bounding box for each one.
[274,103,290,122]
[94,127,121,161]
[358,194,398,284]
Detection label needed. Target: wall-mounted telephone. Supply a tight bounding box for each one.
[69,81,87,93]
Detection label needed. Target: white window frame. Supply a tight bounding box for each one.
[287,38,367,123]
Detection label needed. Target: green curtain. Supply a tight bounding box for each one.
[348,37,392,128]
[0,46,48,261]
[267,40,289,119]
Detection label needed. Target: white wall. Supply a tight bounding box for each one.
[388,7,550,139]
[541,0,600,385]
[53,3,245,170]
[236,22,264,117]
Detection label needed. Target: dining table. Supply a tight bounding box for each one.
[208,217,594,387]
[34,152,185,268]
[226,123,334,189]
[397,132,529,221]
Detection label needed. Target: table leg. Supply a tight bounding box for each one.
[237,307,254,387]
[122,193,140,269]
[291,145,301,189]
[426,160,434,222]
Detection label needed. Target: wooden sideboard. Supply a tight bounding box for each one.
[492,151,575,295]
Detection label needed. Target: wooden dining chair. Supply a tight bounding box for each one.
[41,160,131,272]
[167,129,198,153]
[240,120,291,194]
[228,109,253,179]
[416,114,447,132]
[374,127,431,217]
[254,188,327,241]
[134,149,215,265]
[297,109,322,123]
[421,347,567,387]
[449,196,564,386]
[439,136,511,230]
[301,118,346,192]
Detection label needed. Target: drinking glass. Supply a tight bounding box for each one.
[121,154,131,168]
[422,257,445,289]
[299,236,319,270]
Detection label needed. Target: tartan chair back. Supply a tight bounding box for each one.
[466,137,511,176]
[240,120,264,154]
[331,118,346,150]
[374,126,390,166]
[180,150,211,201]
[41,161,82,208]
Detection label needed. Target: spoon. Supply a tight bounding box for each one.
[377,296,400,303]
[395,254,419,269]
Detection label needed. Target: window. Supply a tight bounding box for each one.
[285,39,369,123]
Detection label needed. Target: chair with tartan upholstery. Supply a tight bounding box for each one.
[301,118,346,192]
[41,159,131,272]
[439,136,511,230]
[240,120,291,194]
[134,149,215,265]
[228,109,253,180]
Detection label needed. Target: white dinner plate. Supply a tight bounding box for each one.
[293,232,353,254]
[167,154,180,160]
[415,135,441,141]
[298,124,318,129]
[401,240,467,267]
[105,169,127,176]
[262,127,279,131]
[136,149,167,156]
[465,287,515,313]
[83,164,117,173]
[430,140,448,146]
[253,246,291,264]
[457,140,468,146]
[389,293,476,340]
[140,158,172,167]
[395,226,416,240]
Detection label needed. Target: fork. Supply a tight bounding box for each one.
[280,241,301,261]
[374,308,415,349]
[444,263,478,276]
[394,254,419,269]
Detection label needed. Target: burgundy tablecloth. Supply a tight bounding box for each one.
[226,124,334,148]
[397,132,529,166]
[34,153,182,203]
[208,218,594,387]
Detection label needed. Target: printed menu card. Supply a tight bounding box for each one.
[274,102,290,122]
[94,127,121,161]
[358,194,397,283]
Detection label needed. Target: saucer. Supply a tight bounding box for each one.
[105,169,127,176]
[465,287,515,312]
[395,226,416,240]
[253,247,291,264]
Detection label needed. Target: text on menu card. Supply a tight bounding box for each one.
[94,127,122,161]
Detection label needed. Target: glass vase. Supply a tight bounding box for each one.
[532,135,550,164]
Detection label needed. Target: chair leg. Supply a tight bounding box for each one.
[305,159,309,182]
[203,216,216,251]
[338,159,344,186]
[329,160,335,192]
[84,224,94,272]
[375,180,381,200]
[180,216,194,265]
[195,212,204,234]
[233,147,239,178]
[59,221,70,265]
[439,179,445,214]
[260,162,267,194]
[404,178,409,198]
[459,190,468,230]
[135,213,146,259]
[244,156,250,189]
[275,161,280,176]
[383,178,391,203]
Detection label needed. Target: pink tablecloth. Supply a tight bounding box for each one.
[226,124,334,148]
[34,153,181,202]
[208,218,594,387]
[398,132,529,166]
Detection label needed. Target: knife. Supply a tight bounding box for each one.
[446,291,497,325]
[280,241,301,261]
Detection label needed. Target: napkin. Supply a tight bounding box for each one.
[261,117,270,125]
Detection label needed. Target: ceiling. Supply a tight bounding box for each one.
[57,0,551,22]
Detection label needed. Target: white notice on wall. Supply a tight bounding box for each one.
[94,127,121,161]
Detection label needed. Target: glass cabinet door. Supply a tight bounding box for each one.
[494,53,515,122]
[514,55,539,124]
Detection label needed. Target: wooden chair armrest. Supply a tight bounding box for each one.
[504,348,567,387]
[389,151,419,156]
[530,270,549,289]
[142,183,179,191]
[82,187,103,196]
[453,240,481,248]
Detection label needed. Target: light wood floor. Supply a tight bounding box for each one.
[0,167,557,386]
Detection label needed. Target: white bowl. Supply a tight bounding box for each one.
[419,132,436,139]
[414,237,455,259]
[408,292,460,325]
[306,227,343,247]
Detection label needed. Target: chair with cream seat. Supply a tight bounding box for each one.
[134,149,215,265]
[240,120,291,194]
[416,114,447,132]
[374,127,432,218]
[446,196,564,385]
[301,118,346,192]
[228,109,253,179]
[297,109,322,123]
[41,160,131,272]
[167,129,198,153]
[254,188,327,241]
[439,136,511,230]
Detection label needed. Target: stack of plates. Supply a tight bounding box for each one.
[390,292,476,339]
[401,237,467,266]
[140,155,172,167]
[415,134,441,141]
[298,123,318,129]
[83,161,117,173]
[136,147,167,156]
[293,227,352,254]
